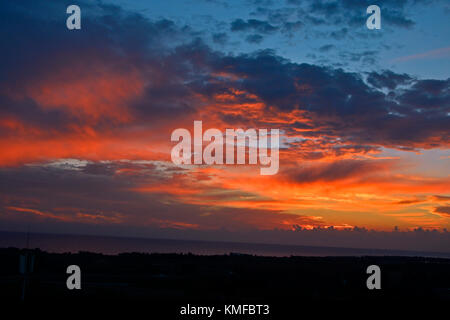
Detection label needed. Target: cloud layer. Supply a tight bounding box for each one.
[0,0,448,250]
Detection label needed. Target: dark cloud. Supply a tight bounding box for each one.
[212,32,228,45]
[367,71,413,90]
[339,50,378,65]
[248,0,275,6]
[281,160,389,184]
[383,10,415,28]
[394,199,424,205]
[209,50,449,149]
[308,0,416,29]
[0,164,320,231]
[434,206,450,217]
[319,44,334,52]
[230,19,278,34]
[280,21,304,34]
[432,195,450,201]
[246,34,264,44]
[0,0,205,127]
[330,27,349,40]
[244,7,304,39]
[251,0,424,45]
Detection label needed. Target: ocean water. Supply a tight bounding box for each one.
[1,231,449,258]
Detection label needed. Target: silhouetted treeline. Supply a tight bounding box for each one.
[1,248,449,316]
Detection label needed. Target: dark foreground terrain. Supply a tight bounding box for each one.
[1,247,449,317]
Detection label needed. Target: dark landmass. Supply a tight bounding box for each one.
[3,230,449,257]
[1,247,449,316]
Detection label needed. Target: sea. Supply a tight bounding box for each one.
[1,231,449,258]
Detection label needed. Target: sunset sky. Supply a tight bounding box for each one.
[0,0,449,248]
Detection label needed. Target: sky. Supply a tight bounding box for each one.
[0,0,449,251]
